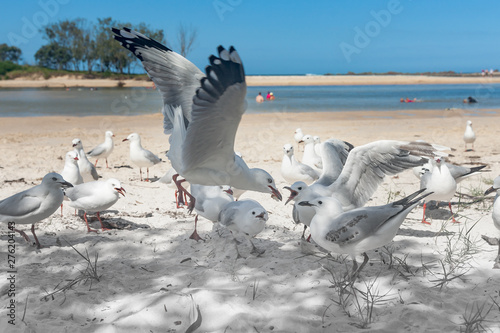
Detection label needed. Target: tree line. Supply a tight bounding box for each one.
[1,17,197,75]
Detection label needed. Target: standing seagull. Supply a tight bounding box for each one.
[72,138,99,182]
[87,131,115,168]
[281,144,319,185]
[66,178,126,232]
[218,199,268,257]
[299,189,431,279]
[482,176,500,268]
[190,184,234,241]
[463,120,476,151]
[61,151,83,186]
[294,128,304,151]
[0,173,73,248]
[419,157,464,224]
[123,133,162,181]
[299,134,323,173]
[112,28,282,210]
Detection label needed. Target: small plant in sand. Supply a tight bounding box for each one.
[41,241,101,301]
[323,263,393,328]
[459,300,497,333]
[421,221,480,290]
[380,245,418,281]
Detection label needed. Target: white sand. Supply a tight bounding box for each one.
[0,110,500,332]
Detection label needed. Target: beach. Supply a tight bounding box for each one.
[1,74,500,88]
[1,108,500,332]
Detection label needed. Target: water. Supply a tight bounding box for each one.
[0,83,499,117]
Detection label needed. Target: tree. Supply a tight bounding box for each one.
[0,44,22,63]
[34,43,71,70]
[41,19,85,71]
[177,23,197,57]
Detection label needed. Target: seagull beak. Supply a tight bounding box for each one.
[298,201,314,207]
[269,186,282,201]
[115,187,126,196]
[122,138,128,142]
[72,143,77,147]
[283,186,298,205]
[255,212,267,220]
[484,186,497,195]
[74,157,79,161]
[298,140,304,143]
[59,181,73,188]
[224,188,234,195]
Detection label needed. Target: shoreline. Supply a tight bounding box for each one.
[1,74,500,88]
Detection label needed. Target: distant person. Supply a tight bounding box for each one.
[464,96,478,103]
[256,92,264,103]
[269,92,275,100]
[266,91,271,100]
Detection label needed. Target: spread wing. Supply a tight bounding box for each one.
[112,27,204,133]
[182,46,247,172]
[315,139,353,187]
[331,140,444,210]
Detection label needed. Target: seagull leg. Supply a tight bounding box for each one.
[351,253,369,281]
[448,202,458,223]
[421,202,431,225]
[494,243,500,269]
[172,174,195,213]
[94,159,98,167]
[139,168,143,181]
[106,159,110,169]
[173,174,186,207]
[31,224,42,249]
[145,168,150,182]
[96,212,111,231]
[60,203,63,217]
[189,215,204,241]
[13,228,32,244]
[83,213,98,233]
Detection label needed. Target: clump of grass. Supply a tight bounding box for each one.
[40,240,101,301]
[459,300,496,333]
[323,263,393,328]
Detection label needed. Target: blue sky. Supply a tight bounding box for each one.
[1,0,499,75]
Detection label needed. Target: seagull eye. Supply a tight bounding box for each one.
[267,178,272,184]
[52,177,57,181]
[318,200,323,205]
[252,211,255,215]
[298,187,302,190]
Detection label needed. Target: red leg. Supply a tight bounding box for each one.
[106,159,109,169]
[14,228,31,244]
[31,224,42,249]
[173,174,195,212]
[306,234,311,242]
[448,202,458,223]
[96,212,111,231]
[94,159,98,167]
[421,202,431,225]
[84,212,98,233]
[145,168,150,182]
[60,203,63,217]
[139,168,143,181]
[189,215,204,241]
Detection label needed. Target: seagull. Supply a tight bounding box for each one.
[65,178,126,232]
[0,173,73,248]
[299,135,323,173]
[419,157,460,224]
[294,128,304,151]
[482,176,500,268]
[313,136,322,157]
[87,131,115,168]
[299,188,431,278]
[60,151,83,186]
[60,150,83,215]
[72,138,99,182]
[218,199,268,257]
[414,160,487,184]
[463,120,476,151]
[123,133,162,181]
[112,28,282,211]
[190,184,234,241]
[281,143,319,185]
[285,140,448,235]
